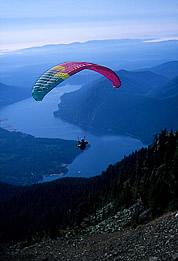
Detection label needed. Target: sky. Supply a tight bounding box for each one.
[0,0,178,52]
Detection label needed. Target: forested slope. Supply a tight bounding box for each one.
[0,129,177,244]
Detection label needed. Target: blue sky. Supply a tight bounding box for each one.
[0,0,178,52]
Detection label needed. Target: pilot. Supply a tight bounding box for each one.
[76,137,88,150]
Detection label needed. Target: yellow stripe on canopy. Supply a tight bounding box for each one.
[52,65,65,71]
[54,72,70,79]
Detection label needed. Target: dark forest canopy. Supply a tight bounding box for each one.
[0,128,81,185]
[0,129,177,244]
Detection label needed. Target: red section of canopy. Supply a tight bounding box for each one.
[60,62,121,88]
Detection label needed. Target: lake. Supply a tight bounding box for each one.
[0,85,145,181]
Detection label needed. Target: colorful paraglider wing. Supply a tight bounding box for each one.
[32,62,121,101]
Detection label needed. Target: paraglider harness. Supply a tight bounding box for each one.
[76,137,88,150]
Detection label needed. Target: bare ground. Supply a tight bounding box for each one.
[1,212,178,261]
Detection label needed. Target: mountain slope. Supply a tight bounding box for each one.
[115,69,168,95]
[0,128,81,185]
[0,129,177,244]
[0,82,30,108]
[55,69,177,143]
[145,61,178,79]
[151,76,178,98]
[3,212,177,261]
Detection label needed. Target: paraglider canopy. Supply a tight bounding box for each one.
[32,62,121,101]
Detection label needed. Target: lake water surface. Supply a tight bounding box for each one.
[0,85,145,181]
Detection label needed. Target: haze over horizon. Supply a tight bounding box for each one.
[0,0,178,52]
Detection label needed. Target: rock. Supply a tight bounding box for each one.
[138,209,151,223]
[172,253,178,261]
[2,211,177,261]
[149,257,158,261]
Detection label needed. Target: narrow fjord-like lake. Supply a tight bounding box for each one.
[0,85,145,181]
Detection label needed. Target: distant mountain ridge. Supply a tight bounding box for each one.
[116,69,168,95]
[0,39,178,87]
[142,61,178,79]
[151,76,178,98]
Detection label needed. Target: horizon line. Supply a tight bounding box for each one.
[1,36,178,55]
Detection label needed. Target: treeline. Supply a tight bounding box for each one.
[0,129,177,244]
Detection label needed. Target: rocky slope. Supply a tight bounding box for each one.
[2,210,177,261]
